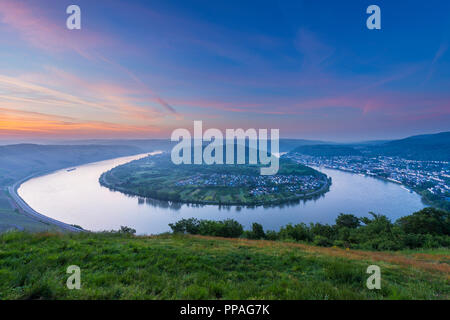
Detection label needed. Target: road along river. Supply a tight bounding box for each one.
[18,153,426,235]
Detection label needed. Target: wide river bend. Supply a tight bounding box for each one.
[18,154,426,235]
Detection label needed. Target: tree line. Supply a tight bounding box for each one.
[169,207,450,251]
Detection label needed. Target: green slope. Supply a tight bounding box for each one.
[0,232,448,300]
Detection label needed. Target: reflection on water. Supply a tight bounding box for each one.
[18,154,427,235]
[111,187,328,211]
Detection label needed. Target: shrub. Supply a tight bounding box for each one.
[170,218,244,238]
[265,230,279,241]
[168,208,450,251]
[119,226,136,235]
[310,223,336,240]
[245,223,265,240]
[397,207,450,235]
[313,235,332,247]
[216,219,244,238]
[335,213,360,229]
[169,218,200,234]
[279,223,312,242]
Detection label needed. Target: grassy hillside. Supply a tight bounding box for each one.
[0,232,448,300]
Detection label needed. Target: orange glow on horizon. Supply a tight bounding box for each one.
[0,109,163,138]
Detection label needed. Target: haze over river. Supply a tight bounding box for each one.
[18,154,426,235]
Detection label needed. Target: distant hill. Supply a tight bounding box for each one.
[292,144,362,157]
[0,144,144,186]
[0,138,334,186]
[279,139,330,152]
[58,139,174,152]
[60,138,325,153]
[369,132,450,161]
[290,132,450,160]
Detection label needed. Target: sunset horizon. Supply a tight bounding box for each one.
[1,0,449,142]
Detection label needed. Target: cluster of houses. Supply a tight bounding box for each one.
[290,154,450,197]
[175,173,325,196]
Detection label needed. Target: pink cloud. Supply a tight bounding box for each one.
[0,1,179,116]
[0,0,114,59]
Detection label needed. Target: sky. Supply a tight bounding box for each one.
[0,0,449,142]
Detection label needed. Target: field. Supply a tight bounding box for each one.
[0,232,448,300]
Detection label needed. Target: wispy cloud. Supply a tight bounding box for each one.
[0,0,112,59]
[1,1,448,140]
[0,0,177,116]
[0,70,173,138]
[295,29,335,70]
[97,55,178,115]
[423,42,448,84]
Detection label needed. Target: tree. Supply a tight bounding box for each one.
[249,223,265,239]
[335,213,360,229]
[119,226,136,235]
[169,218,200,234]
[396,207,450,235]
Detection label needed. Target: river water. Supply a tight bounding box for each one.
[18,153,426,235]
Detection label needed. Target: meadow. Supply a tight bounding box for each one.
[0,231,448,300]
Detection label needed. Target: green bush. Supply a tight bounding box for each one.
[169,218,243,238]
[310,223,336,239]
[169,208,450,251]
[313,235,332,247]
[335,213,360,229]
[264,230,279,241]
[397,207,450,235]
[279,223,312,242]
[245,223,266,240]
[169,218,200,234]
[118,226,136,235]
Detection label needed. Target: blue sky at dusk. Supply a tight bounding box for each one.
[0,0,449,141]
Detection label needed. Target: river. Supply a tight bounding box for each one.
[18,153,426,235]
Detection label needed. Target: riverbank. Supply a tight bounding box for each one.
[7,173,85,233]
[2,153,154,233]
[0,188,60,233]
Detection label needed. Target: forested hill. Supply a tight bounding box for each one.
[369,132,450,161]
[290,132,450,161]
[292,144,362,157]
[0,144,143,186]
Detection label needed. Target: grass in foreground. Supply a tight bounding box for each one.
[0,232,448,300]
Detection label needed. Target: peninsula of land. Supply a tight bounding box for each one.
[100,154,331,206]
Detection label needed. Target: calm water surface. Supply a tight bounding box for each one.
[18,154,426,235]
